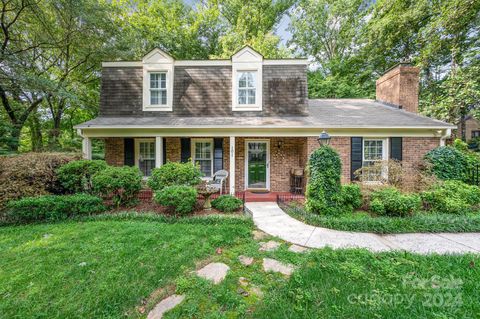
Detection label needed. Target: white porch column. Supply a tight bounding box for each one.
[155,136,163,167]
[229,136,235,195]
[82,136,92,160]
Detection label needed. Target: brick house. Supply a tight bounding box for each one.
[75,46,454,194]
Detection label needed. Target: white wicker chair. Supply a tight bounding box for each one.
[209,170,229,194]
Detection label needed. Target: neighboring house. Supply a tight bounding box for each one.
[75,46,454,194]
[458,116,480,141]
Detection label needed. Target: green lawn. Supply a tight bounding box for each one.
[285,204,480,234]
[1,214,479,318]
[0,215,252,318]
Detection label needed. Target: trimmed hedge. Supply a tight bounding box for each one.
[340,184,362,212]
[305,146,342,215]
[422,180,480,214]
[147,162,202,191]
[154,185,197,215]
[92,166,142,207]
[212,195,243,213]
[369,187,421,217]
[0,152,79,208]
[57,160,107,193]
[5,194,106,223]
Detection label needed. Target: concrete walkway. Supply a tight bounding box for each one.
[246,202,480,254]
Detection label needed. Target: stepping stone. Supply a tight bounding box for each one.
[196,262,230,284]
[259,240,281,252]
[250,286,264,298]
[238,255,254,266]
[253,230,268,240]
[262,258,294,276]
[147,294,185,319]
[288,244,309,253]
[238,276,249,286]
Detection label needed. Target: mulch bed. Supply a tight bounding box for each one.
[106,199,243,217]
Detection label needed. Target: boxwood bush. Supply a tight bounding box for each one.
[5,194,105,223]
[421,180,480,214]
[212,195,243,213]
[305,146,342,215]
[340,184,362,212]
[154,185,197,215]
[57,160,107,193]
[147,162,202,191]
[92,166,142,207]
[369,187,421,217]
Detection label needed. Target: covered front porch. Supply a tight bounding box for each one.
[81,135,314,195]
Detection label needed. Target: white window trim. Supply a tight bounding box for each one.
[232,64,262,111]
[148,72,167,106]
[142,66,173,111]
[135,138,156,178]
[191,138,214,178]
[362,138,389,183]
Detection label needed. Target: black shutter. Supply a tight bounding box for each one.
[162,137,167,164]
[213,138,223,173]
[124,138,135,166]
[390,137,403,161]
[180,138,191,163]
[351,137,363,181]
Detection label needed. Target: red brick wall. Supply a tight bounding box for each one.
[102,135,441,191]
[104,138,124,166]
[376,65,420,113]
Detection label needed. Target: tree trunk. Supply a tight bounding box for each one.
[29,114,43,152]
[48,114,62,150]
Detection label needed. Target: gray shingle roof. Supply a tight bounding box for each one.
[75,99,454,129]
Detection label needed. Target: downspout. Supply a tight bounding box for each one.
[440,129,451,146]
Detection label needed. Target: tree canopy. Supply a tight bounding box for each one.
[1,0,479,153]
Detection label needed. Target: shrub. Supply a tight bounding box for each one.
[147,162,202,191]
[154,185,197,215]
[369,187,421,217]
[421,180,480,214]
[424,146,468,181]
[92,166,142,207]
[212,195,243,213]
[5,194,105,223]
[305,146,342,215]
[57,160,107,193]
[340,184,362,212]
[0,152,80,208]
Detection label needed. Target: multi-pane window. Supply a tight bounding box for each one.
[237,71,256,105]
[472,130,480,138]
[362,139,385,181]
[150,72,167,105]
[193,140,213,177]
[138,141,155,177]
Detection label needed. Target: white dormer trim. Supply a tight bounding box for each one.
[232,47,263,111]
[142,48,174,111]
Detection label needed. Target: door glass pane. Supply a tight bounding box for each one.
[248,142,267,189]
[194,141,212,177]
[139,141,155,177]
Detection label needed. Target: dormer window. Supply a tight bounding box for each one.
[238,71,257,105]
[142,48,174,111]
[232,46,263,111]
[150,72,167,105]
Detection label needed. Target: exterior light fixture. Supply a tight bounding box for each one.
[317,130,331,146]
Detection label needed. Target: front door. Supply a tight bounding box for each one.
[246,140,269,190]
[135,139,155,177]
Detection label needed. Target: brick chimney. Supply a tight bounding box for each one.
[376,63,420,113]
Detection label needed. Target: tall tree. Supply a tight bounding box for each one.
[211,0,294,58]
[0,0,53,151]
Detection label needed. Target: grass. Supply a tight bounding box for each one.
[1,213,480,318]
[0,215,253,318]
[285,204,480,234]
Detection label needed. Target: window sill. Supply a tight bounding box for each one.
[232,105,262,111]
[143,105,172,111]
